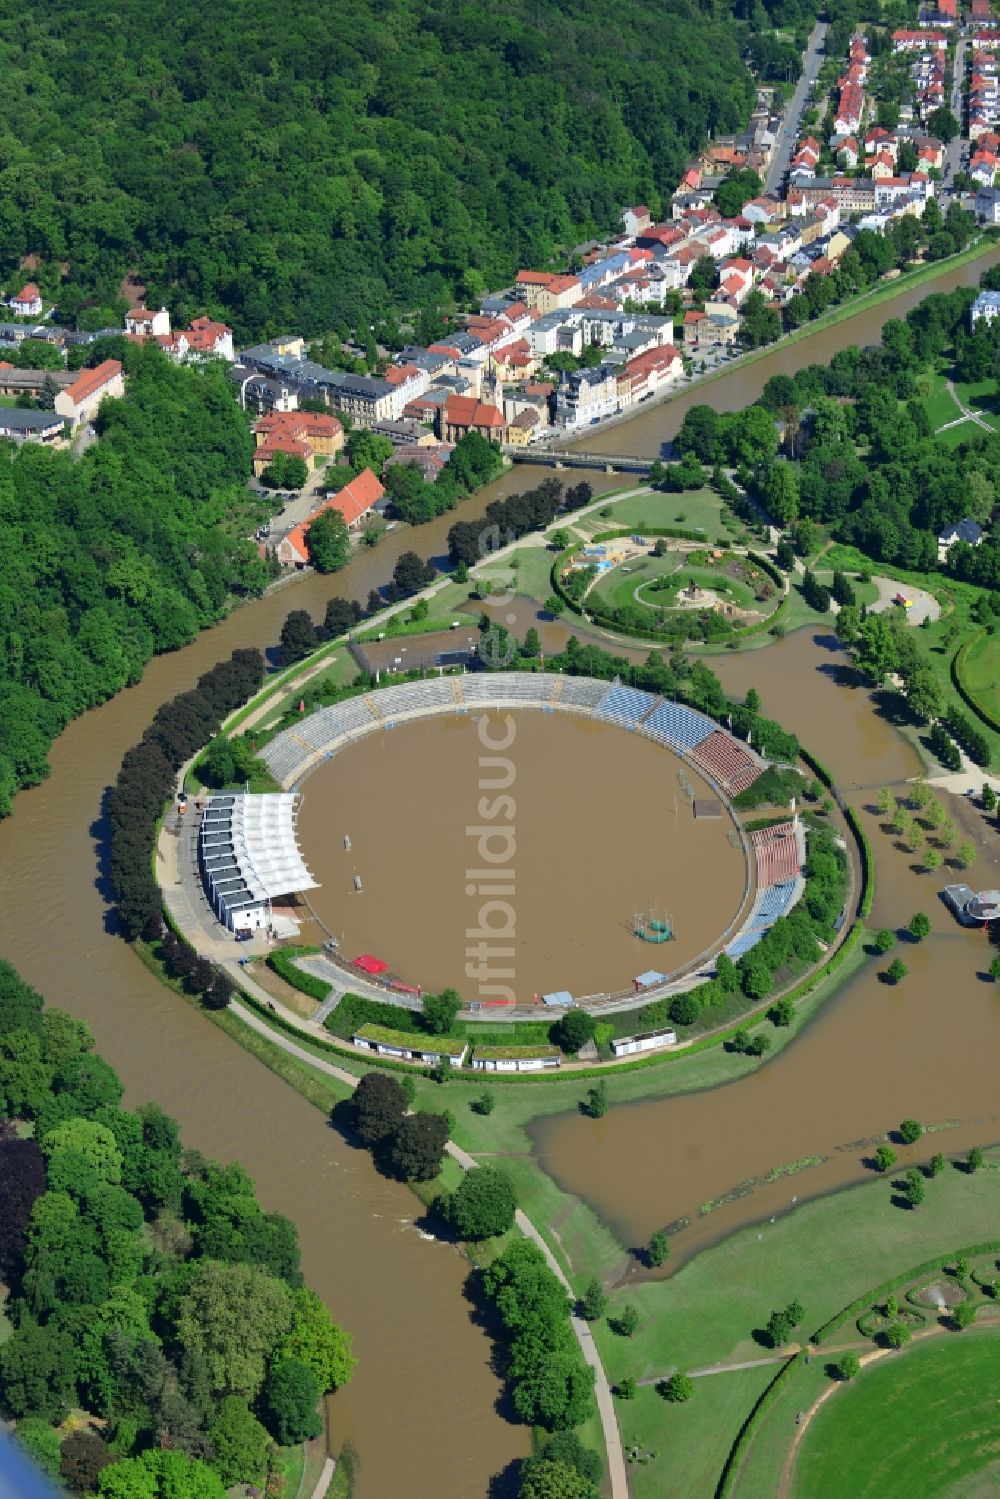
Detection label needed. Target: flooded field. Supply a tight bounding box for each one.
[298,710,749,998]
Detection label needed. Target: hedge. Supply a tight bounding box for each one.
[810,1240,1000,1345]
[715,1351,806,1498]
[952,630,1000,735]
[266,948,332,1003]
[842,806,875,919]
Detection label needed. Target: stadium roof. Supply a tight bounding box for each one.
[200,793,318,924]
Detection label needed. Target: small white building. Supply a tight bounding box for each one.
[611,1027,678,1058]
[9,282,43,317]
[126,306,171,338]
[53,359,124,428]
[471,1046,562,1073]
[352,1026,468,1067]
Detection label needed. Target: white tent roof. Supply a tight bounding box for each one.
[201,793,318,915]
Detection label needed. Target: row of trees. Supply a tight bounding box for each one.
[448,478,593,567]
[108,649,265,938]
[0,962,353,1495]
[383,431,506,524]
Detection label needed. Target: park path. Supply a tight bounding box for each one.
[935,378,994,437]
[229,1000,629,1499]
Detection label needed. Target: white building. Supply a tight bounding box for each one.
[970,289,1000,326]
[611,1027,678,1058]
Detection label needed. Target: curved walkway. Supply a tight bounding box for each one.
[229,999,628,1499]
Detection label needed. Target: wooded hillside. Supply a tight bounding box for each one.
[0,0,803,338]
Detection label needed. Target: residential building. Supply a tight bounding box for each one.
[53,360,124,426]
[9,282,43,317]
[970,288,1000,324]
[976,185,1000,220]
[125,307,171,338]
[0,368,76,400]
[237,342,400,425]
[554,364,619,427]
[275,469,385,565]
[621,205,653,237]
[938,517,984,560]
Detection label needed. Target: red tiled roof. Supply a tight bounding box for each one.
[284,469,385,561]
[65,358,122,405]
[385,363,421,385]
[13,282,40,303]
[185,316,231,350]
[516,270,554,286]
[443,396,505,429]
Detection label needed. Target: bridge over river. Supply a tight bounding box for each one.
[503,444,659,473]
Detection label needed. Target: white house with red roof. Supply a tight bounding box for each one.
[621,205,653,237]
[275,469,385,566]
[53,359,124,427]
[9,282,43,317]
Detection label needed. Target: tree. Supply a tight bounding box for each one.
[386,1112,449,1181]
[350,1070,408,1146]
[472,1089,495,1116]
[0,1322,77,1420]
[524,627,541,658]
[584,1080,607,1118]
[953,1299,977,1330]
[615,1303,639,1337]
[928,106,959,142]
[923,848,943,874]
[519,1459,597,1499]
[60,1430,114,1493]
[98,1448,226,1498]
[0,1137,46,1279]
[766,1309,794,1347]
[989,956,1000,983]
[954,841,976,870]
[745,688,761,714]
[835,1352,860,1381]
[581,1279,606,1321]
[176,1260,293,1400]
[615,1376,636,1400]
[904,1169,925,1208]
[390,550,435,600]
[769,997,794,1027]
[874,929,896,954]
[906,912,931,940]
[899,1119,923,1143]
[800,570,830,613]
[884,1320,911,1350]
[660,1372,694,1402]
[274,1287,355,1392]
[422,988,461,1035]
[536,1432,601,1488]
[670,992,702,1026]
[444,1166,517,1240]
[209,1396,269,1487]
[648,1229,670,1267]
[690,255,720,295]
[260,1359,322,1445]
[278,609,317,665]
[715,953,739,993]
[874,1145,897,1173]
[551,1010,596,1054]
[886,958,908,985]
[928,1153,946,1176]
[305,508,350,573]
[876,786,896,817]
[967,1146,985,1172]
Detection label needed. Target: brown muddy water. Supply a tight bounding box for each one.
[571,247,1000,457]
[1,275,998,1491]
[533,631,1000,1265]
[297,711,748,998]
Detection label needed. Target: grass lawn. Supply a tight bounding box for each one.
[593,1166,1000,1392]
[959,631,1000,727]
[589,551,684,613]
[595,488,731,539]
[477,544,556,606]
[618,1365,777,1499]
[791,1330,1000,1499]
[274,1442,306,1498]
[917,369,963,432]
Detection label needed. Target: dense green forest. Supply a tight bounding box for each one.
[0,0,816,339]
[0,344,263,817]
[0,961,353,1494]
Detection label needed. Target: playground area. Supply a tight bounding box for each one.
[588,547,778,625]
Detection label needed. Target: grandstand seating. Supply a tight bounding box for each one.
[724,878,800,959]
[752,822,800,888]
[369,678,455,719]
[260,733,313,785]
[558,677,609,709]
[460,671,557,703]
[641,700,715,753]
[594,683,657,729]
[295,695,379,751]
[691,730,761,796]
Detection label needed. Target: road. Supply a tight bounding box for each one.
[941,35,967,197]
[763,20,828,198]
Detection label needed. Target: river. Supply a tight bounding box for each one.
[1,268,998,1494]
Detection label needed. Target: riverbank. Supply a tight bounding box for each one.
[554,236,1000,453]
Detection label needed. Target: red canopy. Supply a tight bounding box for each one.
[352,954,388,975]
